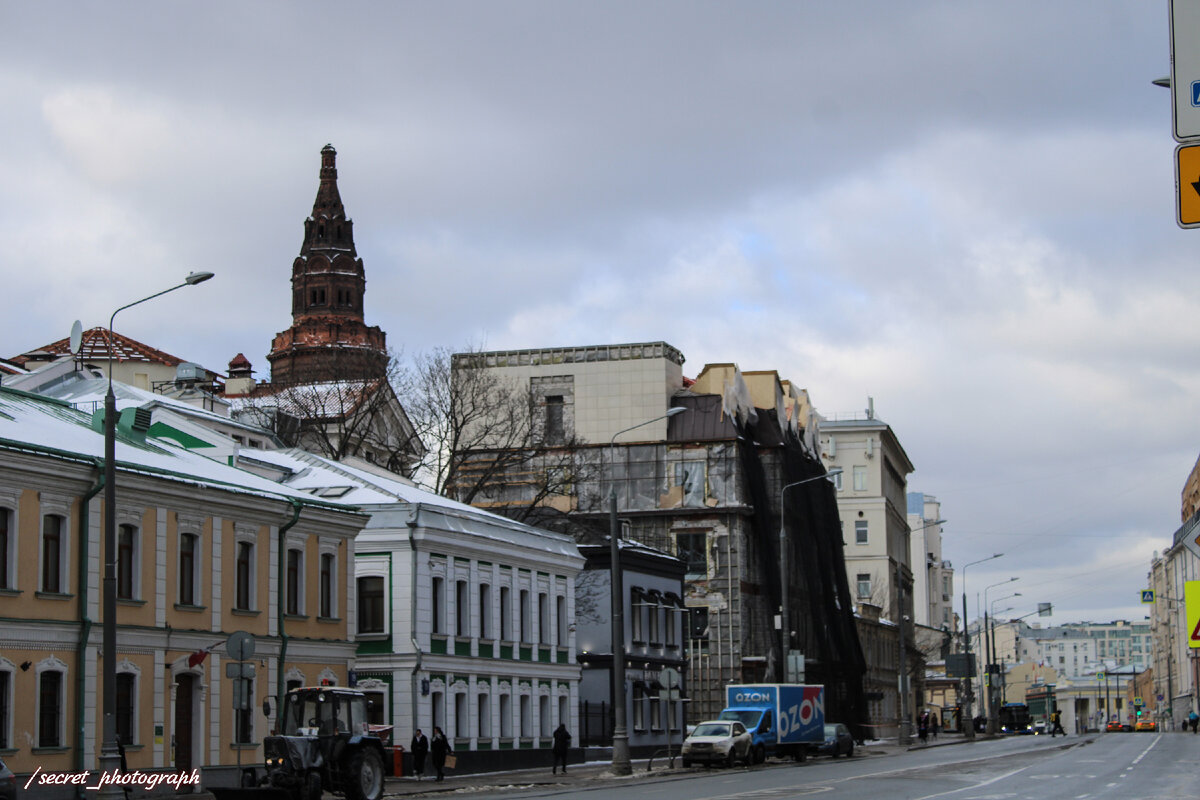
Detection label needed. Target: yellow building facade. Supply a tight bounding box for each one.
[0,388,366,784]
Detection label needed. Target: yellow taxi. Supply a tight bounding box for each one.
[1134,719,1157,732]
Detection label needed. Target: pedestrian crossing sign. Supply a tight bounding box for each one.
[1141,590,1155,603]
[1187,581,1200,649]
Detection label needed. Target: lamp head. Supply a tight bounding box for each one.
[826,467,844,477]
[665,406,688,417]
[185,271,215,285]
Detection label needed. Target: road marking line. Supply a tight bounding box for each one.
[910,765,1029,800]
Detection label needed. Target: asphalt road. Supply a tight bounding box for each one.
[448,733,1198,800]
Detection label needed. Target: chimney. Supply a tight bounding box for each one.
[225,353,256,396]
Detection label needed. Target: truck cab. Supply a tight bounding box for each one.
[718,707,774,763]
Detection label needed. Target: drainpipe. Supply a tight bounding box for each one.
[75,462,105,796]
[275,499,302,722]
[407,504,423,733]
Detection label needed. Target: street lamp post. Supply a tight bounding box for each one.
[981,577,1018,733]
[608,406,687,776]
[959,553,1001,740]
[100,272,213,797]
[778,468,842,683]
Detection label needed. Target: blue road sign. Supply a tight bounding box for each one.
[1141,590,1155,603]
[1192,80,1200,107]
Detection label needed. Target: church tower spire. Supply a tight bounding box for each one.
[267,145,388,386]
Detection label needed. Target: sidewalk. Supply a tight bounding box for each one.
[378,740,917,797]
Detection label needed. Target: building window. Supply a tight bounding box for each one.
[432,577,445,634]
[357,576,385,634]
[500,586,512,640]
[235,540,254,610]
[364,691,386,725]
[855,520,868,545]
[673,461,706,507]
[38,669,63,748]
[0,668,10,748]
[431,692,444,731]
[556,595,567,645]
[41,514,65,593]
[0,508,12,590]
[853,466,867,491]
[116,672,136,745]
[833,471,843,491]
[632,684,645,730]
[456,580,469,637]
[117,524,138,600]
[179,533,198,606]
[286,547,303,615]
[675,532,707,576]
[455,693,467,739]
[631,589,644,642]
[520,695,532,737]
[857,574,872,599]
[540,695,552,737]
[538,592,549,644]
[520,589,531,643]
[319,553,335,618]
[544,396,564,444]
[648,598,661,644]
[500,694,513,737]
[479,584,491,639]
[478,693,490,738]
[235,678,254,743]
[664,600,677,645]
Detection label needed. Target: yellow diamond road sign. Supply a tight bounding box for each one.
[1177,144,1200,228]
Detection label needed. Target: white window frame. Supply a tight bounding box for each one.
[855,520,868,545]
[0,656,14,749]
[318,539,338,618]
[234,525,259,611]
[39,503,70,595]
[852,466,867,492]
[285,533,306,616]
[0,490,19,591]
[35,656,68,749]
[115,659,141,746]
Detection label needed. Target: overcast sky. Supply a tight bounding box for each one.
[4,2,1194,632]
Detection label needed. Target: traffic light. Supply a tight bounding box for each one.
[1136,708,1143,717]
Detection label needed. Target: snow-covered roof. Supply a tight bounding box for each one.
[0,387,352,511]
[243,448,581,561]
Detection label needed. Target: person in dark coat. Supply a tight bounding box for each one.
[551,723,571,774]
[1050,709,1066,737]
[410,729,429,780]
[430,727,450,782]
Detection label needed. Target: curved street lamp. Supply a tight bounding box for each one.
[100,271,213,798]
[778,468,842,683]
[958,553,1002,740]
[608,406,687,776]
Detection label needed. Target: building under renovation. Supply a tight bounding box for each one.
[451,342,868,733]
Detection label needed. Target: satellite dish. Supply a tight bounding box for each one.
[69,320,83,354]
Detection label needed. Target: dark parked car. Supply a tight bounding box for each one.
[816,723,854,758]
[0,756,16,800]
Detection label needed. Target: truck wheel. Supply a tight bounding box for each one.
[682,758,691,768]
[753,744,765,765]
[346,747,384,800]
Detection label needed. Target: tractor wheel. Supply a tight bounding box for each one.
[346,747,385,800]
[303,771,323,800]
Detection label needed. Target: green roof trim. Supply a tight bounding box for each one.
[148,422,215,449]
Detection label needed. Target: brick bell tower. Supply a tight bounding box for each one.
[267,144,389,386]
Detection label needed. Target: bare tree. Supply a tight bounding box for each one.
[232,352,424,476]
[399,346,597,522]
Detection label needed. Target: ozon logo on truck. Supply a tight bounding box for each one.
[733,690,774,703]
[779,688,823,737]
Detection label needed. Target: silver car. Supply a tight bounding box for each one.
[0,757,15,800]
[681,720,752,767]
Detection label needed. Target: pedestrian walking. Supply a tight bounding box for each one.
[410,728,429,780]
[931,713,939,740]
[917,711,929,744]
[430,727,450,782]
[552,722,572,774]
[1189,709,1198,734]
[1050,709,1066,737]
